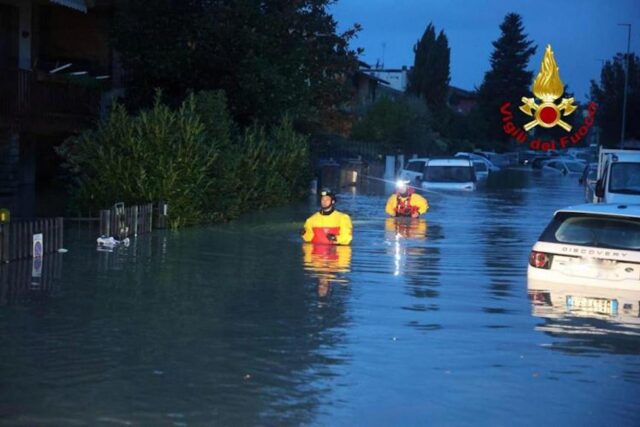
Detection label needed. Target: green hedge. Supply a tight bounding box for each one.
[57,91,311,227]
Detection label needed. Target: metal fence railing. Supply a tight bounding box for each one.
[99,202,169,239]
[0,217,64,263]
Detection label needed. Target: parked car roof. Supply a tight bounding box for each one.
[555,203,640,218]
[427,157,473,166]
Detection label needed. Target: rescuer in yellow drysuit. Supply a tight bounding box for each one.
[385,180,429,218]
[301,188,353,245]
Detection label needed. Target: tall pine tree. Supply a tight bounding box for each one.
[475,13,536,151]
[591,53,640,147]
[407,23,450,110]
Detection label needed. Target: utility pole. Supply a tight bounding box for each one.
[618,23,631,149]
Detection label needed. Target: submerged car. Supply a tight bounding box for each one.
[528,203,640,290]
[421,158,476,191]
[454,152,500,172]
[398,157,429,184]
[518,150,539,166]
[542,159,586,175]
[530,156,551,170]
[472,160,489,180]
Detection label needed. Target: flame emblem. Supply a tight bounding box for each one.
[519,45,577,131]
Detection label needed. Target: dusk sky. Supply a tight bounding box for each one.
[331,0,640,102]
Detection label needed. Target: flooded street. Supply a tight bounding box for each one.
[1,170,639,426]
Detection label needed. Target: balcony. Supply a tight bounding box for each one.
[0,67,101,126]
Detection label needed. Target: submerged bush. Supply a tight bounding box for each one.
[57,91,311,227]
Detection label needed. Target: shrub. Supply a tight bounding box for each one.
[57,91,311,227]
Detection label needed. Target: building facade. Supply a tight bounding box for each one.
[0,0,120,217]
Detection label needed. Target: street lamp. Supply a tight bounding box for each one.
[618,23,631,149]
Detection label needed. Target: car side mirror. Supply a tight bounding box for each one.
[595,179,604,198]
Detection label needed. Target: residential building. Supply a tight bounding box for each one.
[0,0,120,217]
[360,66,409,92]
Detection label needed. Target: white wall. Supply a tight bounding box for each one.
[362,69,408,92]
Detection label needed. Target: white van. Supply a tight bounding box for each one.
[595,149,640,204]
[421,158,476,191]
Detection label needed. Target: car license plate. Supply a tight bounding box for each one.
[566,296,618,316]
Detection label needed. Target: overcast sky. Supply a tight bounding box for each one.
[331,0,640,101]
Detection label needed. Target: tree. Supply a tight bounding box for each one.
[591,53,640,147]
[112,0,361,127]
[475,13,537,151]
[350,95,434,154]
[407,23,451,111]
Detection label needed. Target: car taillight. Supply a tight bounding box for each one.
[529,251,552,269]
[528,290,551,305]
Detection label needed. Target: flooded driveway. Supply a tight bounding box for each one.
[1,170,639,426]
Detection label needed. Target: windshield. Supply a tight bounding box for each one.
[540,212,640,250]
[424,165,476,183]
[609,163,640,194]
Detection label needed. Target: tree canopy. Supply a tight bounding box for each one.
[350,95,434,154]
[591,53,640,147]
[112,0,361,128]
[407,23,450,111]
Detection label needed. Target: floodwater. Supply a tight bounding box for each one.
[1,170,639,426]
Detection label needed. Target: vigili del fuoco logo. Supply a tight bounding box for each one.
[500,45,597,151]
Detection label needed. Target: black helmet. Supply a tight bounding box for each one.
[319,188,336,203]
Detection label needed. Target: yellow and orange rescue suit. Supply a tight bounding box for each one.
[385,189,429,217]
[302,210,353,245]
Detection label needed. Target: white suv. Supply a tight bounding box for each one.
[528,203,640,290]
[421,157,476,191]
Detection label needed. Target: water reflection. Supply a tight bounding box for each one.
[384,217,427,278]
[528,279,640,355]
[0,253,63,305]
[384,217,427,240]
[478,180,531,304]
[96,234,156,273]
[382,217,443,332]
[302,243,351,298]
